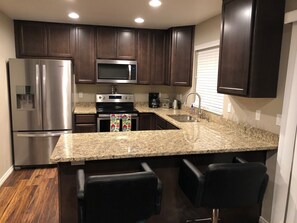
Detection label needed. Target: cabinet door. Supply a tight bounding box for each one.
[170,26,194,86]
[139,113,156,130]
[97,27,117,59]
[15,21,47,57]
[47,23,75,58]
[117,29,136,59]
[151,30,166,85]
[217,0,253,96]
[137,30,151,85]
[75,26,96,83]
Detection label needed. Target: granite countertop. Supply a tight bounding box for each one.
[51,103,278,163]
[74,102,96,114]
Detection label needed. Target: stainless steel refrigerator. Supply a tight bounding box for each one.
[8,59,73,168]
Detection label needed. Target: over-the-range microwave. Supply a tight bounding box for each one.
[96,59,137,84]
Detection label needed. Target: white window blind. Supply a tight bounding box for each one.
[194,46,224,115]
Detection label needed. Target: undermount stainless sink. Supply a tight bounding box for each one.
[167,114,198,122]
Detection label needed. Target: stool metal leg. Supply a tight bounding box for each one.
[212,209,219,223]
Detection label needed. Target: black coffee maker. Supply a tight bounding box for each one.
[149,92,160,108]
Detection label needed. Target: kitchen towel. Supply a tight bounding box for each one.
[121,114,131,131]
[110,114,120,132]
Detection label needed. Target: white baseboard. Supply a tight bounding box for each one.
[0,166,14,187]
[259,216,269,223]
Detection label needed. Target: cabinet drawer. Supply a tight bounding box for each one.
[75,124,97,133]
[75,114,96,124]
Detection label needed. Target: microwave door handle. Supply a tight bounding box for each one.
[128,65,131,80]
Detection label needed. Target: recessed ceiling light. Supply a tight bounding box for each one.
[68,12,79,19]
[149,0,162,7]
[135,17,144,24]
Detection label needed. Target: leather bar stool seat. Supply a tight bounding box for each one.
[77,162,162,223]
[178,157,269,223]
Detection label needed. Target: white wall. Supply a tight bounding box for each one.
[0,11,15,182]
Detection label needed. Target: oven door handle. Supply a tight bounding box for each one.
[98,114,139,118]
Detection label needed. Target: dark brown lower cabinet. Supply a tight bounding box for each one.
[139,113,156,130]
[74,114,97,133]
[139,113,178,130]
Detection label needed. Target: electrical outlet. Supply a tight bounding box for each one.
[78,92,83,98]
[227,103,232,113]
[255,110,261,121]
[276,114,282,126]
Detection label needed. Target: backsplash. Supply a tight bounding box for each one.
[75,84,188,103]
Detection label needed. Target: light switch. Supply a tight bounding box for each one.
[276,114,282,126]
[78,92,83,98]
[255,110,261,121]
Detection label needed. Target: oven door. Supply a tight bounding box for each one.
[97,114,139,132]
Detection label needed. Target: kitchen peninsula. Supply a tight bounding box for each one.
[51,105,278,223]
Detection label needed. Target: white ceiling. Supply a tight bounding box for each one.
[0,0,221,29]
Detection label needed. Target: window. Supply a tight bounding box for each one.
[194,45,224,115]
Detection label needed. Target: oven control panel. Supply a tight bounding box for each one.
[96,94,134,103]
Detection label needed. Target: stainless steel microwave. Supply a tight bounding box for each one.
[96,59,137,84]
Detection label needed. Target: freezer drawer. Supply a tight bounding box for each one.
[13,131,71,167]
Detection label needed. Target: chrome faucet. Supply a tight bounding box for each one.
[185,92,202,116]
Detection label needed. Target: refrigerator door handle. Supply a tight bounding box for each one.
[36,64,42,127]
[16,131,72,138]
[42,64,47,115]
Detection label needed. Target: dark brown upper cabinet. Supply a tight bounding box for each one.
[14,20,75,58]
[137,29,167,85]
[96,27,117,59]
[217,0,285,98]
[75,26,96,84]
[167,26,194,87]
[47,23,75,58]
[151,30,167,85]
[97,27,136,60]
[137,30,151,84]
[15,21,47,57]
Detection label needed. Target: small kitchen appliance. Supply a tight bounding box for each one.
[96,94,139,132]
[96,59,137,84]
[149,92,160,108]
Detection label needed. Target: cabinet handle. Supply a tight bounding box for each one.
[219,87,244,91]
[174,82,187,84]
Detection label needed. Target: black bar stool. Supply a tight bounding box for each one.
[77,162,162,223]
[178,157,268,223]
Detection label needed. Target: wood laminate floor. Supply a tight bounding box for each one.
[0,168,58,223]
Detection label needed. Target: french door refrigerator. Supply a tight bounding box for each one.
[8,59,73,169]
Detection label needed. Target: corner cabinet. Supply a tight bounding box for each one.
[167,26,194,87]
[217,0,285,97]
[75,26,96,84]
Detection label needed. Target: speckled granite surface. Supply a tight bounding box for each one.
[74,102,96,114]
[51,104,278,163]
